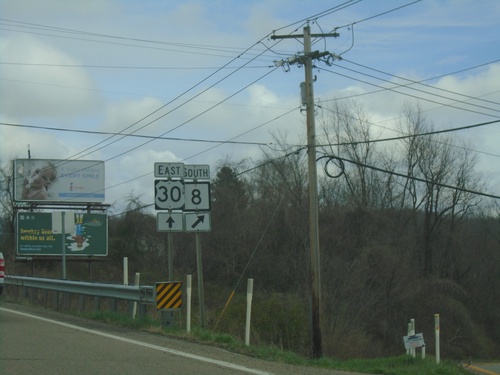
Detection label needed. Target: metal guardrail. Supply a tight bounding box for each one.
[5,275,155,305]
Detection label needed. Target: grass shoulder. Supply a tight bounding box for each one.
[80,310,470,375]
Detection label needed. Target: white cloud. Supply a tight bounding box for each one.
[0,34,101,119]
[101,97,165,133]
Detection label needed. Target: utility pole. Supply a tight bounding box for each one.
[272,25,339,359]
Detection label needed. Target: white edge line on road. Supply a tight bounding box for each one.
[0,307,273,375]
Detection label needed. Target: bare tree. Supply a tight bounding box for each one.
[398,104,485,276]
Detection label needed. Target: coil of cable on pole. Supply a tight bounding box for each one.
[316,154,345,179]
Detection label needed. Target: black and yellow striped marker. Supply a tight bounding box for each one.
[155,281,182,310]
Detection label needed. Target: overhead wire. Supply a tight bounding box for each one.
[319,153,500,200]
[0,18,279,62]
[333,0,423,30]
[100,0,499,213]
[271,0,364,34]
[342,58,500,107]
[5,1,498,213]
[0,121,272,147]
[315,105,500,159]
[328,62,500,115]
[315,116,500,157]
[316,66,500,119]
[320,59,500,105]
[57,33,284,164]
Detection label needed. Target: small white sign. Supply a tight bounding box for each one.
[403,333,425,349]
[157,212,184,232]
[185,212,211,232]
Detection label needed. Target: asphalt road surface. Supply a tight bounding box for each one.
[0,301,366,375]
[466,363,500,375]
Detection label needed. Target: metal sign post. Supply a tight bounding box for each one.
[195,232,205,327]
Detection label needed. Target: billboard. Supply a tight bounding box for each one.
[16,212,108,256]
[14,159,105,203]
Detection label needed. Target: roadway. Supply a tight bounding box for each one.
[466,363,500,375]
[0,301,361,375]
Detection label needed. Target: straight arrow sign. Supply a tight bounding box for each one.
[157,212,184,232]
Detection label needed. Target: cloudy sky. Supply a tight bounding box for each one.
[1,0,499,213]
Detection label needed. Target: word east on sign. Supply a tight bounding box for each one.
[154,163,210,180]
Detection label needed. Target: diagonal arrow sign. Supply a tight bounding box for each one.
[191,215,205,229]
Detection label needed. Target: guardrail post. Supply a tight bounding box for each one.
[94,296,101,312]
[53,291,59,310]
[132,273,140,319]
[79,295,85,312]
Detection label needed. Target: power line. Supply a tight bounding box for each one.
[0,121,272,146]
[315,117,500,149]
[342,58,500,107]
[317,66,500,119]
[322,153,500,200]
[271,0,363,33]
[63,34,282,162]
[316,105,500,159]
[0,18,281,62]
[320,59,500,104]
[0,61,271,70]
[328,63,500,115]
[333,0,423,30]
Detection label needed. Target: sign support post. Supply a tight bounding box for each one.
[196,231,205,327]
[168,231,174,281]
[62,211,66,280]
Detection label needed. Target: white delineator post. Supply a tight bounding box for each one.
[410,318,416,358]
[245,278,254,346]
[186,274,192,333]
[406,322,412,355]
[435,314,440,364]
[123,257,129,285]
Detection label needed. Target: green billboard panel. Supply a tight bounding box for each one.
[17,212,108,256]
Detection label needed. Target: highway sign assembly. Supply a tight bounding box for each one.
[154,162,211,232]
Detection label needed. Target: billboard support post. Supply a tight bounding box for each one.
[62,211,66,280]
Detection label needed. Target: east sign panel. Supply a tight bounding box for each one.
[14,159,105,203]
[16,212,108,256]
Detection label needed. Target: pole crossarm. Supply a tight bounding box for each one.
[271,32,339,40]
